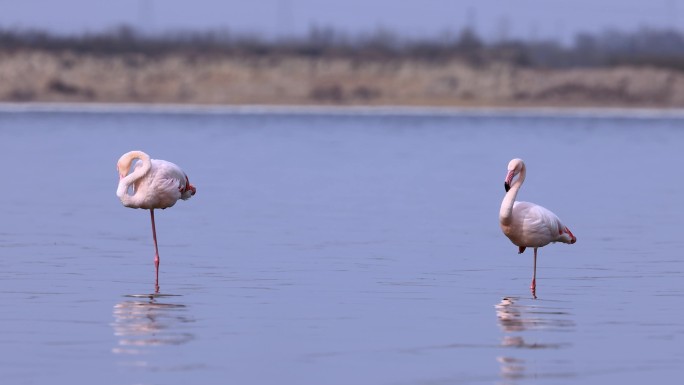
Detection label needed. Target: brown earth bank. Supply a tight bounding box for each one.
[3,49,684,107]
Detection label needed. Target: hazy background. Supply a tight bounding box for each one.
[3,1,684,107]
[1,0,683,43]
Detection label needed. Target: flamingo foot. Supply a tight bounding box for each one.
[530,279,537,299]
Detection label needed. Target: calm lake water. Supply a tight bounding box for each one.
[0,105,683,384]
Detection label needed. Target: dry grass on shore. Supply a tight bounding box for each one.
[3,49,684,108]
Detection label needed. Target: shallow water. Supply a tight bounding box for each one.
[0,105,683,384]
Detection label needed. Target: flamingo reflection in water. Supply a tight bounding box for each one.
[495,297,575,382]
[112,295,194,356]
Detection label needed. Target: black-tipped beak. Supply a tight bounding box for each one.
[504,170,514,192]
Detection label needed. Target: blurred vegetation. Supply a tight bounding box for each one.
[1,26,684,70]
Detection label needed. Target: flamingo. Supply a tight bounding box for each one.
[499,158,576,298]
[116,150,196,293]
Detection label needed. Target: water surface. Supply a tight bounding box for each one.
[0,105,682,384]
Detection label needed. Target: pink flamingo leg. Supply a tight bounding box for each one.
[531,247,538,299]
[150,209,160,293]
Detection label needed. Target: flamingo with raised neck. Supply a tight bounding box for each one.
[499,158,576,298]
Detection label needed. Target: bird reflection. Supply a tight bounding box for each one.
[111,294,194,356]
[497,356,525,380]
[496,296,574,334]
[495,297,574,383]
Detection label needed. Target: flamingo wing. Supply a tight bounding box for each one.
[510,201,564,247]
[145,159,188,209]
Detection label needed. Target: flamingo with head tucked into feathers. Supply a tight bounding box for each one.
[499,158,576,298]
[116,150,196,293]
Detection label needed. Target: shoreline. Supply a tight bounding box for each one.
[3,101,684,120]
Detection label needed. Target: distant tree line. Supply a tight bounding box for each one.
[2,26,684,70]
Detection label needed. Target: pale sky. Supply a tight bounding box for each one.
[0,0,682,43]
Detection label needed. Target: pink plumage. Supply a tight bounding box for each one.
[116,150,196,293]
[499,158,576,298]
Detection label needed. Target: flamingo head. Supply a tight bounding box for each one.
[504,158,524,192]
[560,227,577,244]
[182,175,197,198]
